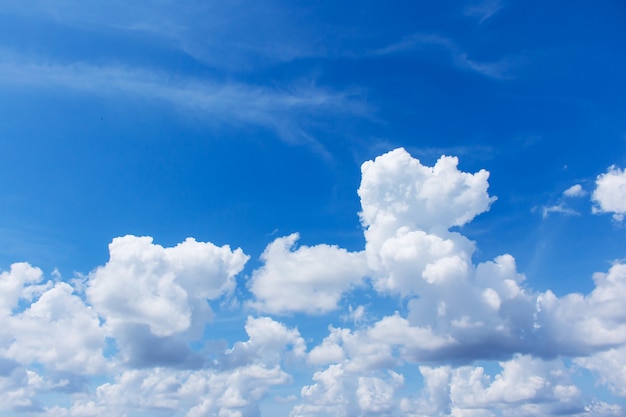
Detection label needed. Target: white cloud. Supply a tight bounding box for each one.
[576,346,626,397]
[356,373,403,414]
[5,148,626,415]
[464,0,503,24]
[373,34,519,79]
[450,356,574,414]
[563,184,586,198]
[2,282,107,374]
[538,184,585,218]
[0,367,45,413]
[592,165,626,221]
[399,355,622,417]
[359,148,495,233]
[0,262,48,315]
[225,316,306,367]
[533,262,626,355]
[541,203,579,218]
[293,363,403,417]
[358,148,493,295]
[45,316,303,417]
[0,264,107,375]
[308,327,348,366]
[76,364,290,417]
[87,235,248,337]
[248,234,367,314]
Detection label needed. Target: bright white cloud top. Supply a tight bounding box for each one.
[593,166,626,221]
[1,148,625,416]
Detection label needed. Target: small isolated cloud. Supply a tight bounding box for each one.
[563,183,586,198]
[373,33,519,79]
[537,184,586,219]
[464,0,504,24]
[592,165,626,221]
[541,203,579,219]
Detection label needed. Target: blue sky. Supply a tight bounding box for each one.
[1,1,626,416]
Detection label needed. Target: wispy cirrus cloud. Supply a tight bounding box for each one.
[0,56,369,147]
[0,1,320,71]
[373,33,520,79]
[464,0,504,24]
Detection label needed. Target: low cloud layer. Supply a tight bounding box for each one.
[1,148,625,416]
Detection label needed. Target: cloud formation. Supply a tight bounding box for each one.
[0,58,368,148]
[1,149,626,415]
[593,165,626,221]
[248,233,367,315]
[88,235,248,337]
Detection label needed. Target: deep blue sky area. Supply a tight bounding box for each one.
[1,1,626,416]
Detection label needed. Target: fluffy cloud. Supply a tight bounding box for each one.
[4,148,626,416]
[576,346,626,397]
[3,282,107,374]
[0,264,107,375]
[400,355,622,417]
[358,148,494,234]
[87,235,248,337]
[224,316,307,368]
[248,233,367,314]
[0,262,49,315]
[45,316,301,417]
[358,148,493,295]
[292,363,404,417]
[592,165,626,221]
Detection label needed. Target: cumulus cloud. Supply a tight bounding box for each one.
[87,235,248,337]
[292,363,404,417]
[4,148,626,416]
[358,148,493,295]
[0,264,107,375]
[592,165,626,221]
[224,316,307,368]
[46,316,302,417]
[0,262,48,315]
[399,355,621,417]
[576,346,626,397]
[248,233,367,314]
[359,149,495,233]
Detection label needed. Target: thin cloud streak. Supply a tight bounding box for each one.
[0,58,369,145]
[0,1,320,71]
[373,33,519,79]
[464,0,504,24]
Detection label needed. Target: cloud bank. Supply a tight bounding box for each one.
[1,148,625,416]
